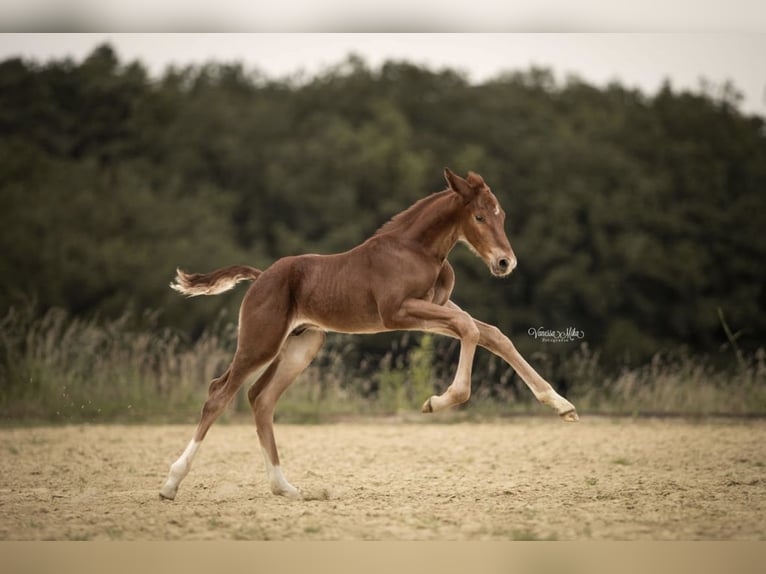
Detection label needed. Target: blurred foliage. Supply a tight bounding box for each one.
[1,43,765,380]
[1,306,763,422]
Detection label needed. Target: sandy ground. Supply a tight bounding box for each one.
[0,417,764,540]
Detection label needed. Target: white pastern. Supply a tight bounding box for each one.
[160,439,201,500]
[261,448,301,499]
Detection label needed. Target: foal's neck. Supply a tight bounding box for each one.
[402,192,462,263]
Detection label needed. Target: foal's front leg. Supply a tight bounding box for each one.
[480,321,578,420]
[446,302,578,421]
[383,298,480,413]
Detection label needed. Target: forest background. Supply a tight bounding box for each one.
[1,44,764,421]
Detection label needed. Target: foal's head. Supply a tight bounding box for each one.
[445,168,517,277]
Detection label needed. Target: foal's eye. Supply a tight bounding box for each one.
[474,215,485,223]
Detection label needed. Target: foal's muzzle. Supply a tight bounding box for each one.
[490,254,517,277]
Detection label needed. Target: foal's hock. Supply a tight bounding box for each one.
[160,168,578,502]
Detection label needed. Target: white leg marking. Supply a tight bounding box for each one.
[261,448,301,499]
[160,439,201,500]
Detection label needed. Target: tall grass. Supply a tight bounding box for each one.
[566,344,766,416]
[1,307,764,423]
[0,307,233,422]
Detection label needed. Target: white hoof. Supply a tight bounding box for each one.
[160,439,200,501]
[159,483,178,500]
[271,482,302,500]
[263,455,302,500]
[560,409,579,422]
[538,390,578,420]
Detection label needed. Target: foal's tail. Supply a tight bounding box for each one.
[170,265,262,297]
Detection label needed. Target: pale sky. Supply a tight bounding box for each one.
[1,33,764,116]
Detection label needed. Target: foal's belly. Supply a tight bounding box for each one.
[295,289,387,335]
[286,246,440,335]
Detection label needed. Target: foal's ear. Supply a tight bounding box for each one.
[444,168,478,202]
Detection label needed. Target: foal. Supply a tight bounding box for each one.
[160,168,578,501]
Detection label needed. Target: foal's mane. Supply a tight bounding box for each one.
[374,189,454,236]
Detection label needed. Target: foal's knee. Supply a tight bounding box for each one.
[453,313,480,345]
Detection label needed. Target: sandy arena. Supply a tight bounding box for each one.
[1,417,764,540]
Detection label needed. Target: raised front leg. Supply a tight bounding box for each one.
[382,298,480,413]
[446,302,578,421]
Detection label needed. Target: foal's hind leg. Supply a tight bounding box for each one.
[247,328,325,499]
[159,339,286,501]
[160,366,233,500]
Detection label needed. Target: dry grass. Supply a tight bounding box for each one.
[1,307,765,423]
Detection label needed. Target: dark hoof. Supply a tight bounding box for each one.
[421,396,434,413]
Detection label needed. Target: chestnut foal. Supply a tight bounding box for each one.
[159,168,578,501]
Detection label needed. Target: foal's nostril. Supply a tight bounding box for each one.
[498,258,509,270]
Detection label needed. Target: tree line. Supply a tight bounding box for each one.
[1,44,764,371]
